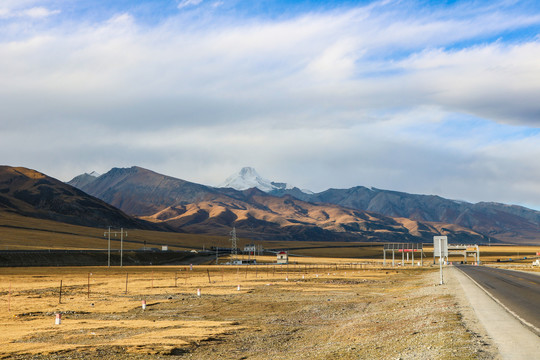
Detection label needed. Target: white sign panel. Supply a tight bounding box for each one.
[433,236,448,258]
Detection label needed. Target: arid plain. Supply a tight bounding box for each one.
[1,249,539,360]
[1,211,539,359]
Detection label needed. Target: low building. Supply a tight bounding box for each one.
[277,251,288,264]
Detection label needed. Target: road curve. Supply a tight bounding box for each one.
[456,265,540,334]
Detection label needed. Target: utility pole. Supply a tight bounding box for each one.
[103,228,128,267]
[120,228,125,267]
[104,227,111,267]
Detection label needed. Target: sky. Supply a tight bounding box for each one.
[1,0,540,209]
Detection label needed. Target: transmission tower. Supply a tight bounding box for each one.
[230,226,238,261]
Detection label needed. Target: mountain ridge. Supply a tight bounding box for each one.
[0,165,164,231]
[67,166,491,243]
[68,166,540,244]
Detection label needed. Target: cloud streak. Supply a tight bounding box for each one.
[0,0,60,19]
[177,0,204,9]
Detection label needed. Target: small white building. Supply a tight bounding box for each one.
[277,251,288,264]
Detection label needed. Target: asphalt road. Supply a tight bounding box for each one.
[456,265,540,334]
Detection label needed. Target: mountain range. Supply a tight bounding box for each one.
[2,164,537,245]
[66,165,537,244]
[273,187,540,244]
[218,167,540,244]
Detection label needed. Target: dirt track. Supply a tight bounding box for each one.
[0,261,497,359]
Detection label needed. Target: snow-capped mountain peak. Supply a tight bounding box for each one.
[219,167,314,194]
[219,167,277,192]
[88,171,101,178]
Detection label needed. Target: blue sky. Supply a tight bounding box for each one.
[1,0,540,209]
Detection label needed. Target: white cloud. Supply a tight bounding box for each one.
[396,41,540,126]
[177,0,203,10]
[0,4,60,19]
[22,7,60,18]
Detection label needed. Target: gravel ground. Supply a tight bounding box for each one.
[180,267,500,360]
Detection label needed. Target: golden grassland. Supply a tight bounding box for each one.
[474,245,540,262]
[0,212,381,256]
[0,212,226,251]
[0,213,537,358]
[0,262,386,358]
[0,260,492,359]
[2,212,539,263]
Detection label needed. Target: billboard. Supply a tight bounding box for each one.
[433,236,448,258]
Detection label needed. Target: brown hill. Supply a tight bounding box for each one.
[71,166,485,243]
[74,166,220,216]
[0,166,163,231]
[273,186,540,244]
[143,192,484,243]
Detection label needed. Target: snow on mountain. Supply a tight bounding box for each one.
[219,167,314,194]
[67,171,101,189]
[219,167,278,192]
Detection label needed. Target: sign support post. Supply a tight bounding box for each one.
[434,236,448,285]
[439,237,443,285]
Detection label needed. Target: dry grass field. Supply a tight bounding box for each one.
[0,212,226,252]
[2,212,538,261]
[475,245,539,262]
[0,258,495,360]
[0,212,383,257]
[1,213,538,358]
